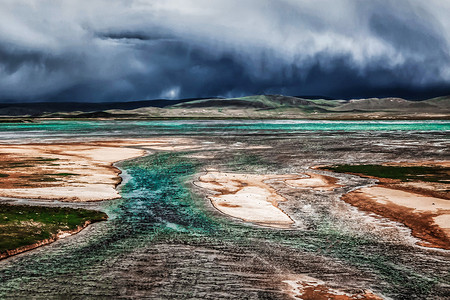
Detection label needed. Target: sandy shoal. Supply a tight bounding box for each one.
[195,171,340,228]
[344,186,450,249]
[0,138,203,202]
[196,172,294,228]
[0,144,145,201]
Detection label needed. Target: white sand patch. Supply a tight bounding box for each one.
[61,147,144,163]
[434,215,450,236]
[196,172,295,228]
[0,143,147,201]
[285,172,341,191]
[355,186,450,240]
[0,185,120,202]
[359,187,450,213]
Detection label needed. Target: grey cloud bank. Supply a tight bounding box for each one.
[1,0,450,102]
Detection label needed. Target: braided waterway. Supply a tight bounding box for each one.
[0,121,449,299]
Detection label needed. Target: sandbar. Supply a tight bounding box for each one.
[0,138,204,202]
[343,186,450,249]
[196,172,295,228]
[0,143,145,201]
[196,171,342,228]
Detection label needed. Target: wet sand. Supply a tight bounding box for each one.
[284,172,341,191]
[320,161,450,249]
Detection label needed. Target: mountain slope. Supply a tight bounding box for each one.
[0,95,448,119]
[331,97,442,112]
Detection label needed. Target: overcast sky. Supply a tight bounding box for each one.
[1,0,450,102]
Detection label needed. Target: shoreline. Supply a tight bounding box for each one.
[0,142,152,260]
[1,114,450,122]
[319,162,450,249]
[0,141,148,201]
[0,219,99,261]
[341,187,450,250]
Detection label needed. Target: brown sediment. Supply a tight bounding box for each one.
[218,203,241,208]
[347,176,449,201]
[0,219,99,260]
[283,275,383,300]
[342,187,450,250]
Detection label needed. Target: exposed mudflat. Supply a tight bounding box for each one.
[283,274,383,299]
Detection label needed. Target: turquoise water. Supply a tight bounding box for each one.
[0,120,448,142]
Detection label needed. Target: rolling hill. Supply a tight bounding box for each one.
[0,95,448,120]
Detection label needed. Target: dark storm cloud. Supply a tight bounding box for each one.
[0,0,449,102]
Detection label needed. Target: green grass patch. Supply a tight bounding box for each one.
[322,164,449,183]
[0,204,107,254]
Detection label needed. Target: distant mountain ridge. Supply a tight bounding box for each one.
[0,98,199,116]
[0,94,448,119]
[172,95,448,112]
